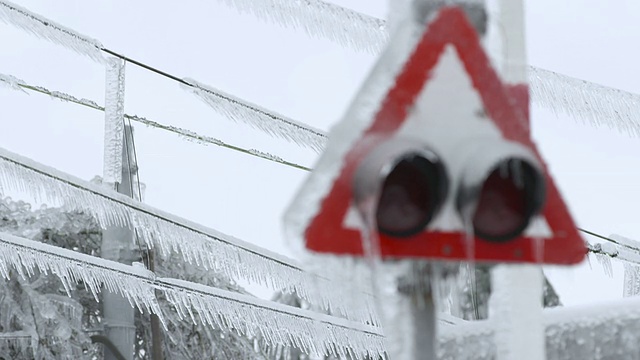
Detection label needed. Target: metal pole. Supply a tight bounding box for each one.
[376,261,438,360]
[489,1,545,359]
[147,250,164,360]
[101,125,138,360]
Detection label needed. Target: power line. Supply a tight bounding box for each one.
[0,231,385,359]
[0,0,327,152]
[0,146,377,324]
[213,0,640,138]
[1,72,623,263]
[0,73,311,172]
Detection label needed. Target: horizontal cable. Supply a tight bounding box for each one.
[0,231,385,359]
[0,72,311,172]
[0,146,377,324]
[4,0,638,149]
[0,0,327,152]
[214,0,640,137]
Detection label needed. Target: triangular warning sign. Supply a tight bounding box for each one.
[285,6,585,264]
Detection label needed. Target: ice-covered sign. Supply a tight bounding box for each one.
[285,6,585,264]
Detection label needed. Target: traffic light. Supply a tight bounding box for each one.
[352,137,545,243]
[353,138,448,238]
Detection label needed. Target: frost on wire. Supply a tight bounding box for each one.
[0,147,378,325]
[0,232,386,359]
[0,0,105,63]
[0,73,27,93]
[0,71,307,170]
[159,278,385,360]
[529,67,640,137]
[102,57,126,184]
[214,0,387,53]
[0,232,161,322]
[183,78,327,153]
[213,0,640,140]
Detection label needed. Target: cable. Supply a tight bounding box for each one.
[0,74,311,172]
[0,0,326,151]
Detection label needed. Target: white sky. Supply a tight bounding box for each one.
[1,0,640,307]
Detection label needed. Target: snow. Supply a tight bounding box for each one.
[183,78,327,153]
[102,57,126,184]
[0,146,378,324]
[0,230,386,359]
[0,0,105,63]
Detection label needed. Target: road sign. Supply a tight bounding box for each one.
[285,6,585,264]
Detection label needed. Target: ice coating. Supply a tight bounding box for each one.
[440,295,640,359]
[0,232,387,359]
[209,0,640,138]
[623,263,640,297]
[530,67,640,137]
[0,0,105,63]
[489,265,545,360]
[0,73,27,93]
[102,57,126,184]
[182,78,327,153]
[211,0,387,54]
[0,146,378,324]
[0,71,308,171]
[0,231,161,320]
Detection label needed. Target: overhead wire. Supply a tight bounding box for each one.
[0,0,327,152]
[0,74,311,172]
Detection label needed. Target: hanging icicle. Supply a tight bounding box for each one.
[623,263,640,298]
[529,66,640,136]
[157,278,385,360]
[211,0,387,53]
[0,73,27,93]
[0,0,105,63]
[0,231,161,322]
[0,232,387,359]
[0,147,377,325]
[103,57,126,184]
[182,78,327,153]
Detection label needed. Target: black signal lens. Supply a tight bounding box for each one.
[471,159,545,242]
[376,154,447,238]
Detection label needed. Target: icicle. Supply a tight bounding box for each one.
[595,252,614,277]
[0,231,162,323]
[103,57,126,184]
[0,73,27,93]
[182,78,327,153]
[529,66,640,137]
[0,1,105,63]
[212,0,387,54]
[157,277,386,360]
[623,263,640,297]
[0,148,378,324]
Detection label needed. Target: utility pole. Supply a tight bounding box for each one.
[100,125,138,360]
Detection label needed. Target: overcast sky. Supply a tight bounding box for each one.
[1,0,640,307]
